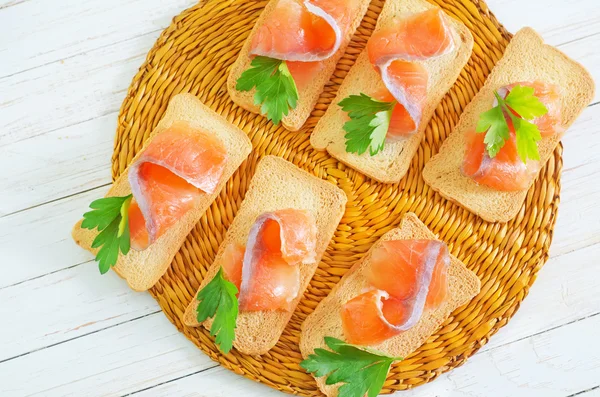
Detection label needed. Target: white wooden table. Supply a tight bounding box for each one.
[1,0,598,396]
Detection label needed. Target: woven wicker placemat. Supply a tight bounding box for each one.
[112,0,561,394]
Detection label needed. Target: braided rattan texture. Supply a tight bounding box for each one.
[112,0,562,394]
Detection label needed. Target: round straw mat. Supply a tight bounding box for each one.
[112,0,561,394]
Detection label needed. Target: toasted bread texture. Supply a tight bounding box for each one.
[299,212,481,397]
[226,0,371,131]
[310,0,474,183]
[423,28,595,223]
[183,155,347,355]
[72,94,252,292]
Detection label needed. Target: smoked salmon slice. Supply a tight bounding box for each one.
[341,290,406,345]
[236,209,318,312]
[341,239,450,345]
[127,122,228,250]
[366,8,454,137]
[251,0,360,62]
[497,81,563,137]
[249,0,362,90]
[462,129,540,192]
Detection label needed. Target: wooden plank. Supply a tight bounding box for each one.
[487,0,600,46]
[551,119,600,257]
[0,186,107,289]
[0,5,598,150]
[551,171,600,258]
[0,113,114,216]
[400,313,600,397]
[131,366,287,397]
[480,242,600,352]
[0,0,596,80]
[129,313,600,397]
[548,104,600,257]
[555,32,600,104]
[0,0,194,78]
[561,105,600,173]
[0,32,156,147]
[0,259,159,362]
[0,314,216,397]
[1,298,597,397]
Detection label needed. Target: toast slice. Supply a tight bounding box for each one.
[72,93,252,292]
[299,212,481,397]
[183,155,347,355]
[423,28,595,223]
[310,0,474,183]
[227,0,371,131]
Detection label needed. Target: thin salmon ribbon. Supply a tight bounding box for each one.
[127,122,228,251]
[341,240,450,345]
[366,8,455,139]
[220,209,318,312]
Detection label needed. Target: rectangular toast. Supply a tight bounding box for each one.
[299,212,481,397]
[72,93,253,292]
[423,27,595,223]
[310,0,474,183]
[183,155,347,355]
[227,0,371,131]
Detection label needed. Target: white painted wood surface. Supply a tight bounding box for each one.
[0,0,598,396]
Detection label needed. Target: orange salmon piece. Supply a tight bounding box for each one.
[238,209,317,312]
[128,122,227,250]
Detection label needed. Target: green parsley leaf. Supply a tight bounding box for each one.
[118,196,132,237]
[300,337,402,397]
[477,86,548,162]
[82,196,128,230]
[236,56,299,125]
[339,93,395,156]
[504,85,548,120]
[82,194,132,274]
[514,117,542,163]
[196,268,239,354]
[475,105,510,158]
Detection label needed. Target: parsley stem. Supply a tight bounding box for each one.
[117,195,133,238]
[494,90,521,131]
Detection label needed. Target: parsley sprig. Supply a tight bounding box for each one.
[476,85,548,162]
[339,93,396,156]
[196,268,239,354]
[236,56,299,125]
[300,337,402,397]
[81,195,132,274]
